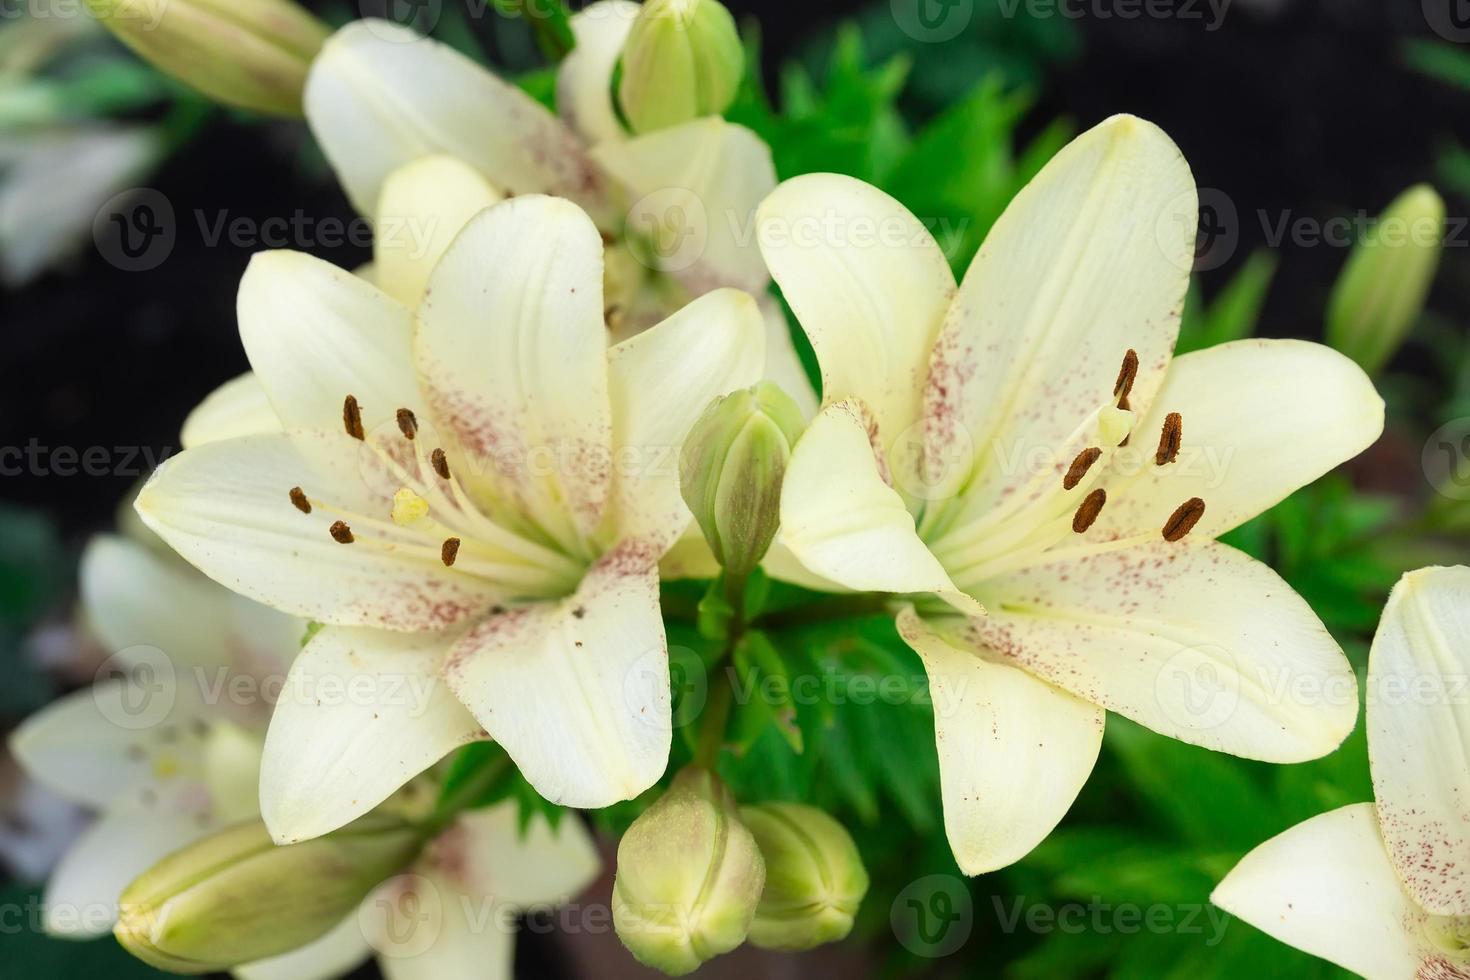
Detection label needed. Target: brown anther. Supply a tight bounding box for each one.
[396,408,418,440]
[1155,412,1182,466]
[288,487,311,514]
[1162,497,1206,542]
[430,448,450,480]
[1113,349,1139,400]
[1072,488,1107,533]
[1063,447,1103,490]
[328,520,354,544]
[343,395,365,441]
[441,537,461,567]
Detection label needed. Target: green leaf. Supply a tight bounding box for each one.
[1176,249,1277,355]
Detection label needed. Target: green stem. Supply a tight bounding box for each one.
[694,674,734,770]
[423,753,510,836]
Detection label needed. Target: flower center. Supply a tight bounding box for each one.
[928,349,1207,591]
[284,396,585,599]
[1424,914,1470,967]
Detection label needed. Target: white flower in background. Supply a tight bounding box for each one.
[135,185,766,844]
[758,114,1384,875]
[8,531,298,937]
[1212,566,1470,980]
[236,803,600,980]
[299,8,813,411]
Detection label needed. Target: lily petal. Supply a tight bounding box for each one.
[1368,565,1470,916]
[303,20,610,222]
[365,870,514,980]
[1211,803,1424,979]
[427,803,600,907]
[926,114,1195,521]
[416,195,613,550]
[135,432,505,631]
[780,401,979,611]
[238,250,424,438]
[1091,340,1384,541]
[45,796,218,937]
[604,287,765,549]
[594,117,776,296]
[558,0,639,145]
[897,608,1104,875]
[757,174,954,441]
[260,627,485,844]
[373,155,502,307]
[969,539,1357,762]
[443,541,670,808]
[181,372,281,449]
[235,914,372,980]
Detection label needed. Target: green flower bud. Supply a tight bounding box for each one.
[1326,183,1445,376]
[115,814,424,973]
[612,767,766,975]
[617,0,744,134]
[679,382,805,577]
[83,0,329,117]
[740,802,868,951]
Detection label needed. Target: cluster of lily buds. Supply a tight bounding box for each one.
[612,766,867,974]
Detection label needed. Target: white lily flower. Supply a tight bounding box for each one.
[758,114,1383,875]
[236,803,601,980]
[135,189,767,843]
[1212,566,1470,980]
[7,533,298,937]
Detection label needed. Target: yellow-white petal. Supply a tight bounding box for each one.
[595,117,776,296]
[558,0,639,145]
[926,114,1195,519]
[759,295,818,420]
[1368,565,1470,916]
[136,432,505,631]
[80,534,234,669]
[365,870,515,980]
[304,20,611,222]
[604,287,765,549]
[780,401,978,610]
[757,174,954,441]
[44,796,218,937]
[970,539,1357,762]
[202,722,264,825]
[1092,340,1385,541]
[416,195,613,550]
[261,626,485,844]
[373,155,502,307]
[238,250,424,439]
[235,914,372,980]
[181,372,281,449]
[897,608,1104,875]
[428,804,600,907]
[1211,803,1424,979]
[443,542,670,808]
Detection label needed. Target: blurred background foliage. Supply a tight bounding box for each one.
[4,0,1469,977]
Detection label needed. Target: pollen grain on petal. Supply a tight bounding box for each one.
[329,520,355,544]
[343,395,365,441]
[396,407,418,440]
[1155,412,1182,466]
[288,487,311,514]
[1162,497,1206,542]
[1072,488,1107,533]
[431,448,451,480]
[1063,447,1102,490]
[441,537,461,567]
[1113,348,1139,400]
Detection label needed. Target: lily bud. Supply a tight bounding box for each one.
[617,0,744,134]
[740,802,868,951]
[612,767,765,975]
[115,814,424,973]
[83,0,329,117]
[679,382,805,577]
[1326,184,1445,375]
